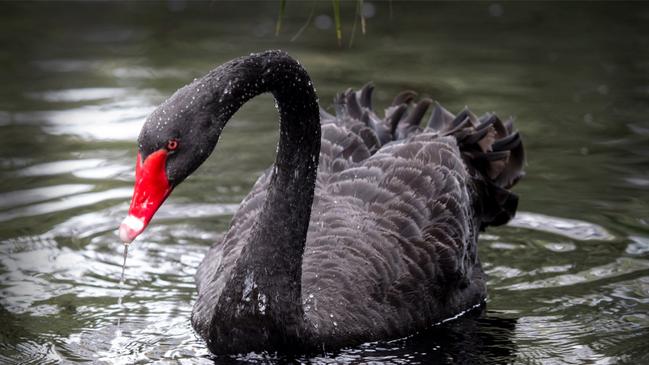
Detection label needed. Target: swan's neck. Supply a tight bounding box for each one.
[207,51,320,350]
[243,53,320,328]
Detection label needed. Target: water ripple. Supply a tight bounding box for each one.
[0,188,132,223]
[509,212,614,241]
[0,184,94,210]
[514,316,617,364]
[13,100,154,141]
[26,88,129,103]
[501,257,649,291]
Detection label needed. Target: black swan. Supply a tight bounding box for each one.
[118,50,524,354]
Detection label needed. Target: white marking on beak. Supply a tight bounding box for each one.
[122,215,144,231]
[119,215,145,244]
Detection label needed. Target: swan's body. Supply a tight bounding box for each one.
[120,51,524,354]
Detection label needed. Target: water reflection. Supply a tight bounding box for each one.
[16,159,106,177]
[36,103,151,141]
[0,188,132,223]
[501,257,649,291]
[514,316,617,364]
[510,212,614,241]
[26,88,128,103]
[0,184,94,210]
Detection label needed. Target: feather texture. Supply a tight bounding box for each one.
[192,79,524,350]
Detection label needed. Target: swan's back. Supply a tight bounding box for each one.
[193,83,524,347]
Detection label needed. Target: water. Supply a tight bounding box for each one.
[1,2,648,364]
[117,244,128,306]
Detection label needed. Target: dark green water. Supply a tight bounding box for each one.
[1,2,648,364]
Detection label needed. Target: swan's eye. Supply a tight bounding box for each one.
[167,139,179,151]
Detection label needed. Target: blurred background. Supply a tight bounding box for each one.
[0,1,648,364]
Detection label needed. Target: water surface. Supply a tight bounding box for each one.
[1,2,648,364]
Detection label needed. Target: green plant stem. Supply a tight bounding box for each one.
[276,0,286,36]
[332,0,342,46]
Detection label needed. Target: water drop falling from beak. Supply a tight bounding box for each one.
[117,243,128,306]
[115,242,129,343]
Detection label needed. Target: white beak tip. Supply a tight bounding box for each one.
[119,215,145,244]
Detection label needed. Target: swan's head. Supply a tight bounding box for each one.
[118,50,306,244]
[119,80,226,244]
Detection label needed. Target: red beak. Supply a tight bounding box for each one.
[119,150,172,244]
